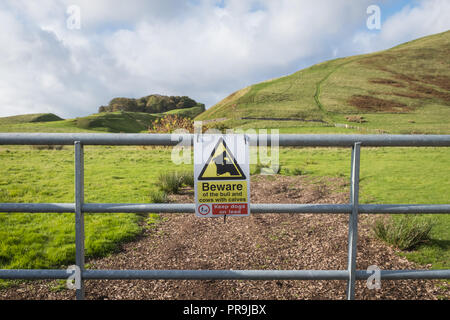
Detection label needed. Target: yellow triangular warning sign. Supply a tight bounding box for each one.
[198,137,246,180]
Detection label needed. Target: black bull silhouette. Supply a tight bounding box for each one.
[213,151,239,176]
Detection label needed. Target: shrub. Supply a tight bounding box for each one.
[145,213,162,231]
[146,95,199,113]
[179,171,194,187]
[148,114,194,133]
[373,216,433,250]
[291,168,304,176]
[109,97,139,112]
[32,145,64,150]
[158,172,183,194]
[149,190,168,203]
[157,171,195,194]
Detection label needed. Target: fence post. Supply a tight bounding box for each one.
[346,142,361,300]
[75,141,85,300]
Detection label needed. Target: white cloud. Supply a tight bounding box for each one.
[353,0,450,53]
[0,0,447,118]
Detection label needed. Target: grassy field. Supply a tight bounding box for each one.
[0,145,190,283]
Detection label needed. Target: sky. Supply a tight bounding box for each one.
[0,0,449,118]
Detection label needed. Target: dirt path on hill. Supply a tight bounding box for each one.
[1,175,448,300]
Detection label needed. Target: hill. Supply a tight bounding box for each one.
[0,112,161,133]
[0,113,62,126]
[75,111,159,133]
[197,31,450,134]
[0,96,204,133]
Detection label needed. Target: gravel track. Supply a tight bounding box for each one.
[1,175,448,300]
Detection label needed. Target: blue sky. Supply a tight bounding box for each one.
[0,0,448,118]
[383,0,416,20]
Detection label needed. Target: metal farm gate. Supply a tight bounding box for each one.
[0,133,449,300]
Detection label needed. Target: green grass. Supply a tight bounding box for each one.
[75,111,159,133]
[0,145,192,286]
[373,216,433,251]
[149,190,168,203]
[0,119,104,133]
[0,212,140,269]
[278,146,449,204]
[197,30,450,135]
[0,113,63,126]
[205,119,365,134]
[0,113,157,133]
[164,105,204,119]
[0,111,175,134]
[144,213,163,231]
[277,146,450,269]
[157,170,194,194]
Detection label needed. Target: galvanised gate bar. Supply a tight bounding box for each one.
[0,133,449,300]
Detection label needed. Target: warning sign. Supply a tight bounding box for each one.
[197,181,248,203]
[194,135,250,217]
[198,138,246,180]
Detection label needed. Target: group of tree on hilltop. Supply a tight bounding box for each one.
[98,94,205,114]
